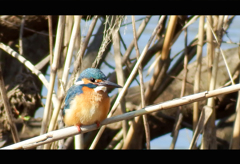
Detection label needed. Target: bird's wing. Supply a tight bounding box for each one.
[63,85,83,116]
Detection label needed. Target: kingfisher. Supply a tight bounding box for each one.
[63,68,122,132]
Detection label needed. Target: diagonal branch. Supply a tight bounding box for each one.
[70,15,99,88]
[40,16,65,138]
[0,42,59,109]
[89,15,166,149]
[3,83,240,149]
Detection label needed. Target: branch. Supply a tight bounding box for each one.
[70,15,98,87]
[3,83,240,149]
[0,65,20,143]
[112,16,128,141]
[19,15,25,55]
[40,16,65,138]
[48,15,53,66]
[0,43,59,109]
[89,15,166,149]
[193,15,204,132]
[132,15,150,149]
[47,16,82,135]
[121,15,151,64]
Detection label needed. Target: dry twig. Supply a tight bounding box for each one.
[40,16,65,138]
[0,43,59,109]
[0,65,20,143]
[112,16,128,141]
[41,16,65,149]
[70,15,98,87]
[170,25,188,149]
[89,15,166,149]
[3,82,240,149]
[193,16,204,132]
[19,15,25,55]
[132,15,150,149]
[145,15,175,105]
[48,16,53,66]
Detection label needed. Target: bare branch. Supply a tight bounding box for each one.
[90,15,166,149]
[132,15,150,149]
[40,16,65,139]
[0,43,59,109]
[70,15,98,87]
[19,15,25,55]
[3,82,240,149]
[0,65,20,143]
[48,16,53,66]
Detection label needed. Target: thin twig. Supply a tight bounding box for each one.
[58,16,74,87]
[89,16,166,149]
[19,15,25,55]
[206,17,234,85]
[0,43,59,109]
[114,139,123,149]
[48,16,82,134]
[106,129,123,149]
[69,16,98,88]
[4,82,240,149]
[48,15,53,66]
[119,31,140,86]
[170,113,183,149]
[189,106,213,149]
[112,16,128,141]
[153,15,234,104]
[201,15,215,149]
[0,17,53,37]
[171,16,199,47]
[120,17,146,27]
[47,16,82,149]
[132,15,150,149]
[34,55,50,70]
[230,81,240,149]
[40,16,65,149]
[121,15,151,65]
[145,15,174,105]
[193,16,204,133]
[170,25,188,149]
[230,40,240,149]
[92,15,124,68]
[89,16,126,149]
[0,64,20,143]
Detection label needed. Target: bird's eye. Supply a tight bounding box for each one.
[90,78,95,82]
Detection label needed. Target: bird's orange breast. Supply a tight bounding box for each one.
[64,86,110,126]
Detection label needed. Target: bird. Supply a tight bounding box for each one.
[63,68,122,132]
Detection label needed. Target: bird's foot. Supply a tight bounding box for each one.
[76,124,81,132]
[96,121,100,128]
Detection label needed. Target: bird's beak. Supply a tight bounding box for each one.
[98,80,122,88]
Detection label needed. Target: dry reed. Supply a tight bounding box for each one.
[3,82,240,149]
[132,15,150,149]
[40,16,65,137]
[0,65,20,143]
[193,16,204,132]
[1,15,238,150]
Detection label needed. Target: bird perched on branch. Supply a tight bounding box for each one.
[63,68,122,132]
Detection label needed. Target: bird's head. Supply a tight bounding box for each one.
[75,68,122,92]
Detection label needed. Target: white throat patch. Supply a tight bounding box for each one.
[74,80,84,85]
[94,86,107,92]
